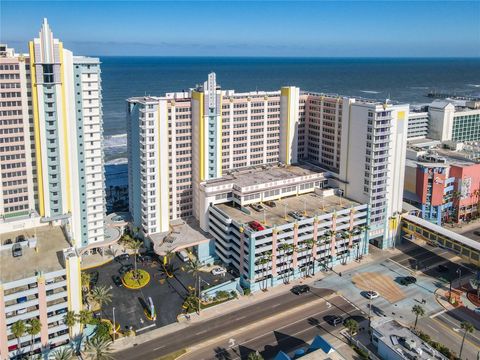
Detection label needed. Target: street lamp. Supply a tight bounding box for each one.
[112,307,116,343]
[457,268,462,290]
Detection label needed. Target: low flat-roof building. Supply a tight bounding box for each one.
[0,226,82,359]
[371,317,448,360]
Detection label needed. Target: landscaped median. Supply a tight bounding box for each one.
[122,269,151,289]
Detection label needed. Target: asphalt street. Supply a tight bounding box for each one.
[114,287,335,360]
[182,294,365,360]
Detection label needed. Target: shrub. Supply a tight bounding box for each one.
[93,321,111,341]
[243,288,251,296]
[122,269,150,289]
[216,291,229,299]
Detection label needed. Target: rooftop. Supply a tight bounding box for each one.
[0,226,70,283]
[372,317,448,360]
[204,163,326,190]
[216,191,362,228]
[151,218,212,256]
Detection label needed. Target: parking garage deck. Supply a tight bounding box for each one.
[0,226,70,283]
[215,192,362,228]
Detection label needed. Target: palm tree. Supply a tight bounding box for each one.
[52,346,76,360]
[339,230,350,264]
[78,310,93,328]
[126,238,143,279]
[344,318,359,336]
[317,233,329,271]
[411,305,425,329]
[325,230,336,268]
[186,259,202,306]
[247,351,264,360]
[303,238,315,276]
[84,336,114,360]
[278,242,290,284]
[11,320,26,357]
[459,321,474,358]
[286,244,297,283]
[91,285,112,310]
[26,317,41,355]
[81,271,91,294]
[52,347,75,360]
[63,310,77,342]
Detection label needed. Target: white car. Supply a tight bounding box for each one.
[364,290,379,299]
[211,267,227,276]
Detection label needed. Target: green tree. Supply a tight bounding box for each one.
[344,319,359,336]
[91,285,112,310]
[63,310,77,342]
[411,305,425,329]
[278,242,290,284]
[11,320,26,356]
[303,238,316,276]
[247,351,264,360]
[26,317,42,355]
[81,272,91,294]
[186,259,202,307]
[78,310,94,327]
[84,336,114,360]
[459,321,474,358]
[125,238,143,279]
[52,347,75,360]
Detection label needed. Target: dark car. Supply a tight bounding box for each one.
[115,253,130,262]
[437,264,449,273]
[89,271,99,287]
[119,264,133,274]
[264,201,276,208]
[291,285,310,295]
[3,238,12,245]
[326,315,343,326]
[112,275,123,287]
[12,244,22,257]
[473,230,480,236]
[400,276,417,286]
[15,235,26,243]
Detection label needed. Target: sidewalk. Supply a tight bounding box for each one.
[111,245,406,353]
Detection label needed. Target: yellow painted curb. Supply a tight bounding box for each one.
[122,270,151,290]
[81,257,115,271]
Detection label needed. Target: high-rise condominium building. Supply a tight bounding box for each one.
[0,20,105,248]
[127,73,408,250]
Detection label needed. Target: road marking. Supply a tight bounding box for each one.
[236,315,246,320]
[196,329,208,335]
[136,323,156,333]
[423,323,439,334]
[430,309,446,319]
[431,317,480,348]
[153,345,165,351]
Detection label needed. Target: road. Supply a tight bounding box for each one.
[114,287,336,360]
[182,294,364,360]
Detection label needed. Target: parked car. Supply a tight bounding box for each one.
[399,276,417,286]
[211,267,227,276]
[3,238,12,245]
[249,221,265,231]
[112,275,123,287]
[17,296,27,304]
[177,250,190,262]
[56,308,67,315]
[364,290,379,299]
[12,244,22,257]
[250,203,265,212]
[474,307,480,314]
[16,235,26,243]
[288,211,305,221]
[473,230,480,236]
[115,253,130,262]
[119,264,133,274]
[437,264,449,272]
[291,285,310,295]
[326,315,343,326]
[264,200,276,208]
[89,271,99,287]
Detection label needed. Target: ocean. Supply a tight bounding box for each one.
[100,57,480,164]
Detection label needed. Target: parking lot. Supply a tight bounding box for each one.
[87,253,234,333]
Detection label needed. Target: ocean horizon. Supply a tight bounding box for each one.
[100,56,480,164]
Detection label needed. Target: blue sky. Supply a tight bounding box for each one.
[1,1,479,57]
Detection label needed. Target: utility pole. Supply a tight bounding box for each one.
[112,307,116,343]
